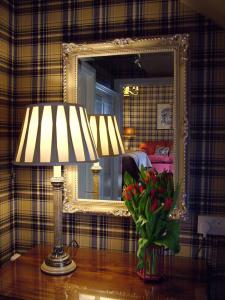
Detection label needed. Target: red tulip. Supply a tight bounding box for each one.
[139,185,144,193]
[151,176,157,184]
[164,197,173,211]
[125,184,137,197]
[127,184,133,192]
[132,187,137,195]
[125,191,131,201]
[150,189,156,198]
[150,200,158,212]
[158,187,165,194]
[149,169,155,177]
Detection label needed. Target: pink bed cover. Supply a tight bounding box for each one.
[148,154,174,173]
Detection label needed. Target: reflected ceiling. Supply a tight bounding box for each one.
[80,52,173,88]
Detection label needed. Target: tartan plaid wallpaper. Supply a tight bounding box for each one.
[0,0,15,264]
[0,0,225,262]
[123,85,174,150]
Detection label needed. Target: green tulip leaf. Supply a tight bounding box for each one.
[124,171,136,186]
[155,220,180,253]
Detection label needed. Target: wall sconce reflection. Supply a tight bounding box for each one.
[123,86,139,96]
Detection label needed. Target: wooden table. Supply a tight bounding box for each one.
[0,246,208,300]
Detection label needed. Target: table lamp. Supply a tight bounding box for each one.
[89,115,125,199]
[14,102,98,275]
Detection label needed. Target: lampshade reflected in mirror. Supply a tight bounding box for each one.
[89,115,125,157]
[123,127,136,151]
[89,115,125,199]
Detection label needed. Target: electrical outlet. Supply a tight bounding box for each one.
[198,215,225,237]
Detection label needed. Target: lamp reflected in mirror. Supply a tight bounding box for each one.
[123,127,136,151]
[89,114,125,199]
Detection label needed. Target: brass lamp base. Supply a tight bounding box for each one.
[41,247,76,275]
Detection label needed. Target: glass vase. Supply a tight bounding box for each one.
[137,244,165,282]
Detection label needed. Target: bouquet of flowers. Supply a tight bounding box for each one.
[122,167,180,270]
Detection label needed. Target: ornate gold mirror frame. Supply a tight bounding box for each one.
[62,35,189,218]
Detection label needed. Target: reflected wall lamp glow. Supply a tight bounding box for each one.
[89,115,125,199]
[123,86,139,96]
[14,102,98,275]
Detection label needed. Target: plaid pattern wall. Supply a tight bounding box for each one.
[0,0,223,262]
[0,0,15,264]
[123,85,174,150]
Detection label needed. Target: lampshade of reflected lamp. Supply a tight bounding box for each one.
[124,127,136,151]
[123,127,136,137]
[14,102,98,275]
[89,115,125,199]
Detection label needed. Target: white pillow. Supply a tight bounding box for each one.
[155,146,169,156]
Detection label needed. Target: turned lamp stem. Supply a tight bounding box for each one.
[91,162,102,199]
[52,166,63,253]
[40,166,76,275]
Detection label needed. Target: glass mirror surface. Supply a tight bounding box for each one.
[77,52,174,200]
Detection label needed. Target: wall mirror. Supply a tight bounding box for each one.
[62,35,188,218]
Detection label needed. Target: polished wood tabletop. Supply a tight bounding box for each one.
[0,245,208,300]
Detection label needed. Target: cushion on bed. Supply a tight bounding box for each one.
[155,146,170,156]
[139,141,173,155]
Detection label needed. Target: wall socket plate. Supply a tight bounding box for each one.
[198,215,225,237]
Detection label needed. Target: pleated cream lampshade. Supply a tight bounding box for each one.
[89,115,125,157]
[15,102,99,166]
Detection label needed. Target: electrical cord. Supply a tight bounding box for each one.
[69,239,80,248]
[194,235,206,259]
[64,239,79,254]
